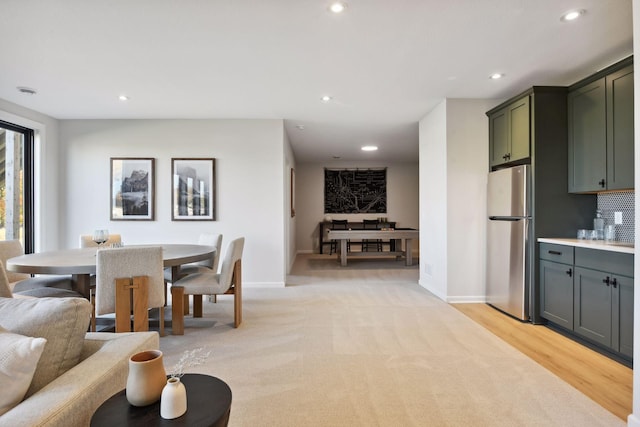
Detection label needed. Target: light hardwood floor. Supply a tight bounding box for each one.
[453,303,633,421]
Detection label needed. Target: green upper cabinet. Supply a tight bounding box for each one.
[606,66,634,190]
[568,79,606,192]
[488,95,530,169]
[568,60,634,192]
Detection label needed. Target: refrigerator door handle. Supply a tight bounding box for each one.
[488,216,523,221]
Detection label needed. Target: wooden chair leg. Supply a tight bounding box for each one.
[233,260,242,328]
[171,286,185,335]
[193,295,203,318]
[131,276,149,332]
[115,278,132,333]
[90,289,96,332]
[183,295,190,315]
[159,306,165,337]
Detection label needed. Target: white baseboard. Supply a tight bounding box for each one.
[628,414,640,427]
[447,296,487,304]
[418,279,447,301]
[244,282,285,288]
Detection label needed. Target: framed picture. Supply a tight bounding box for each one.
[110,158,155,221]
[290,167,295,217]
[172,158,216,221]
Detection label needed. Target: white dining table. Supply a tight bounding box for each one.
[6,244,216,299]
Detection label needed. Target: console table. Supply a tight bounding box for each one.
[90,374,231,426]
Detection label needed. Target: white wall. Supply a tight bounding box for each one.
[58,119,287,286]
[283,130,297,272]
[294,161,419,253]
[419,99,497,302]
[419,101,448,300]
[446,99,497,301]
[0,99,61,251]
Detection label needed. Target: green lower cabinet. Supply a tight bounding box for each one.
[540,260,574,329]
[573,267,613,347]
[539,244,633,361]
[573,267,633,356]
[616,274,634,358]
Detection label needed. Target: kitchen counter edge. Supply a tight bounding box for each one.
[538,238,635,254]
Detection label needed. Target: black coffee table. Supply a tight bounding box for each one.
[91,373,232,427]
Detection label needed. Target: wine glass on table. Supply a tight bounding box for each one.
[92,229,109,246]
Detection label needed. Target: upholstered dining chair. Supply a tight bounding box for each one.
[94,246,165,335]
[79,233,122,248]
[170,237,244,335]
[163,233,223,282]
[163,233,223,314]
[0,260,82,298]
[0,240,78,296]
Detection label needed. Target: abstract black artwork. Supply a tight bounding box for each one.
[110,158,155,221]
[324,168,387,213]
[171,158,216,221]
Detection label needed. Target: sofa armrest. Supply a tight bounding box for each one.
[0,331,159,427]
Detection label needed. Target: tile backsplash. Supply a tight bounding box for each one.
[597,191,634,243]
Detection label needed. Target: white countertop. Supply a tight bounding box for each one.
[538,238,635,254]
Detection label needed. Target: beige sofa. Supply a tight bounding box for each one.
[0,297,159,427]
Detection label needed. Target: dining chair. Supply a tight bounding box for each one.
[170,237,244,335]
[94,246,165,335]
[0,260,14,298]
[0,260,82,299]
[79,233,122,248]
[377,221,396,251]
[164,233,223,282]
[163,233,223,314]
[328,220,350,255]
[361,219,382,252]
[0,240,77,295]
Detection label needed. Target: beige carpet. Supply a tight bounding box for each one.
[159,254,624,427]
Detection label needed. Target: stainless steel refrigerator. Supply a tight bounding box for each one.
[486,164,532,321]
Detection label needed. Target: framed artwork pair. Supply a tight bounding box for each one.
[110,158,216,221]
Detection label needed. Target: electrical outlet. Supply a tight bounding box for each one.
[425,263,433,276]
[615,211,623,224]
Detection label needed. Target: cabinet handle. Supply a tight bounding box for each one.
[548,250,562,255]
[598,179,606,188]
[566,268,572,277]
[603,276,611,286]
[611,278,618,288]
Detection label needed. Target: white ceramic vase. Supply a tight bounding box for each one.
[126,350,167,407]
[160,377,187,419]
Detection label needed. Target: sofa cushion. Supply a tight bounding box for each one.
[0,325,47,416]
[0,296,91,397]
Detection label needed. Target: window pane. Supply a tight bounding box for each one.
[0,127,25,246]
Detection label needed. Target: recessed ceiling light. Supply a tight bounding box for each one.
[118,95,130,101]
[321,95,332,102]
[489,73,504,80]
[561,9,585,22]
[17,86,37,95]
[361,145,378,152]
[329,2,346,13]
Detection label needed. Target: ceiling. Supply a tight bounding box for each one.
[0,1,633,163]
